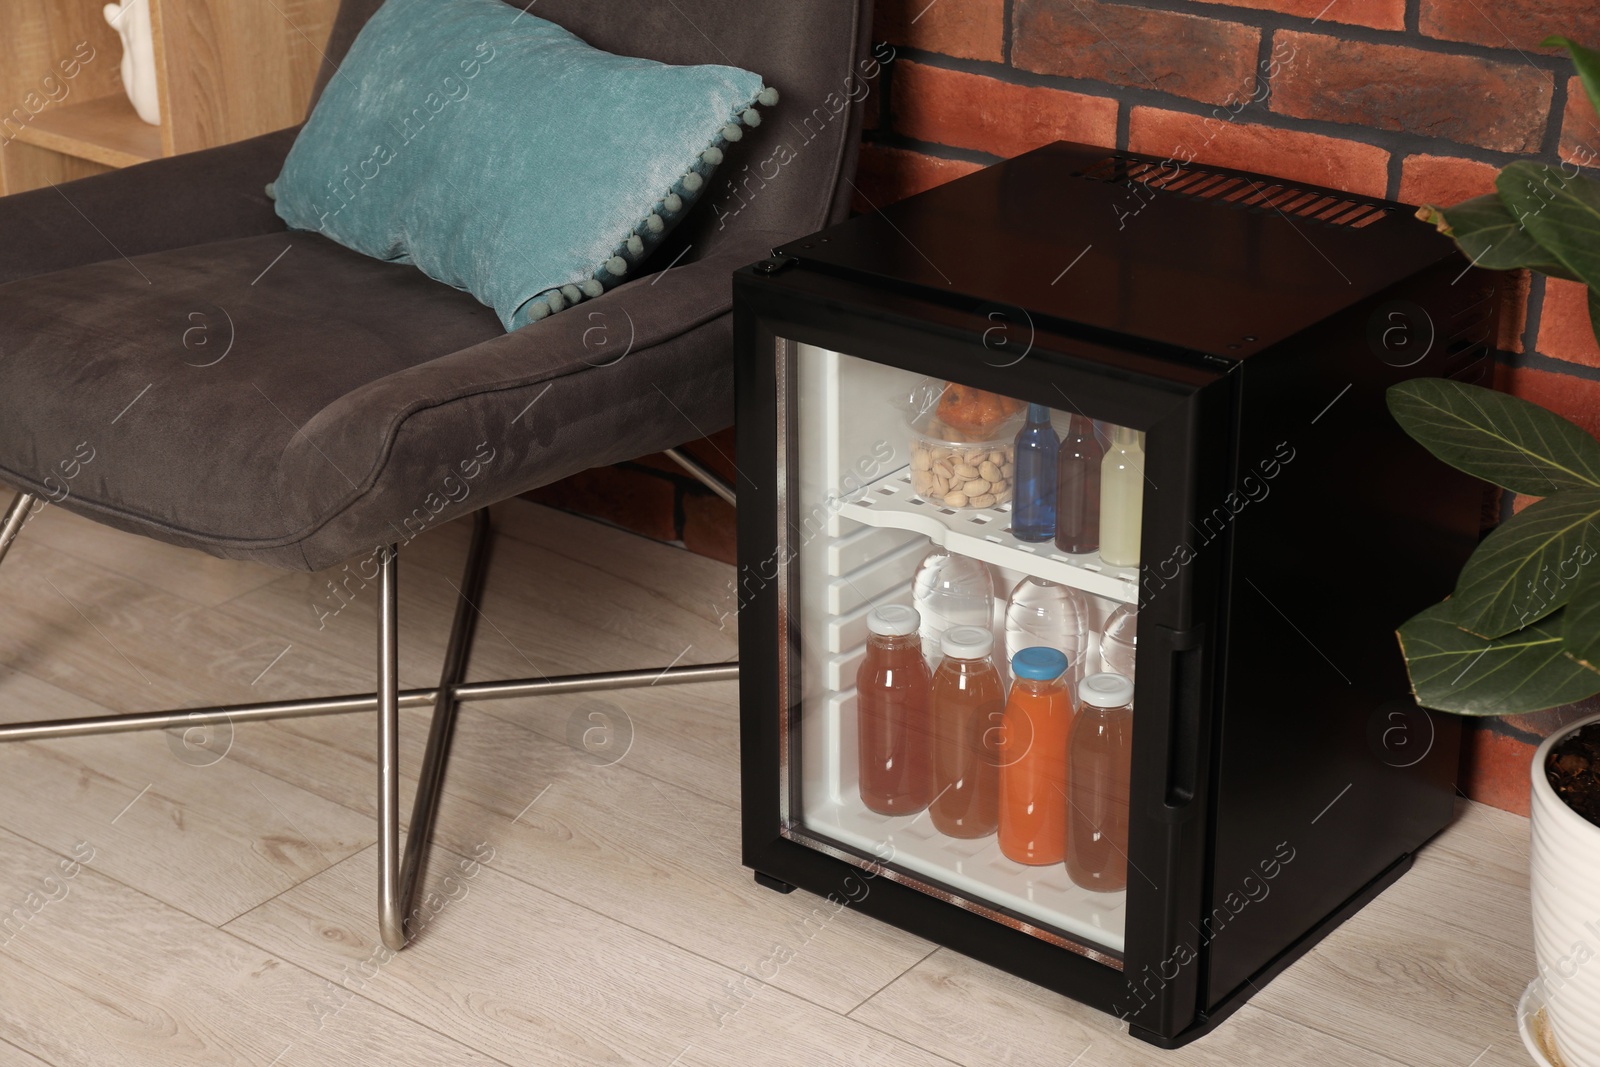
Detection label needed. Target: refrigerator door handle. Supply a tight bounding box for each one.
[1151,622,1206,816]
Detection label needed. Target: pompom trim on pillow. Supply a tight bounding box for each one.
[515,85,779,326]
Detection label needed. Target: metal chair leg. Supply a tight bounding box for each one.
[387,509,492,949]
[664,447,736,506]
[376,540,404,950]
[0,492,39,568]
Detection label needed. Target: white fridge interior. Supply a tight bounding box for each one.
[788,342,1139,956]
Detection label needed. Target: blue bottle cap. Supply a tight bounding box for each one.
[1010,646,1068,681]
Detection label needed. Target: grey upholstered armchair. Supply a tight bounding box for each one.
[0,0,870,949]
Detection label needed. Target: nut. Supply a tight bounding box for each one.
[911,449,932,472]
[930,447,953,462]
[979,460,1002,482]
[970,493,997,508]
[989,477,1010,495]
[953,463,979,479]
[933,461,955,479]
[963,478,990,495]
[944,491,969,507]
[996,487,1013,504]
[989,450,1006,466]
[932,474,950,496]
[911,470,935,495]
[964,448,990,466]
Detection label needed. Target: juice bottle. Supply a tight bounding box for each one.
[1066,672,1135,893]
[998,647,1075,865]
[1054,415,1103,554]
[1099,425,1145,567]
[1011,403,1059,542]
[856,604,935,816]
[929,625,1004,839]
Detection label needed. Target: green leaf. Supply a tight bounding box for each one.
[1445,489,1600,637]
[1497,161,1600,290]
[1415,194,1580,281]
[1397,603,1600,715]
[1543,37,1600,123]
[1386,379,1600,493]
[1561,554,1600,673]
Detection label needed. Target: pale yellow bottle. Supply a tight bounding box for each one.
[1099,426,1144,567]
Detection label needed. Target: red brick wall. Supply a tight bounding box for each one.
[858,0,1600,815]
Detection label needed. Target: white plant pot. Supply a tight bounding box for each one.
[1531,711,1600,1067]
[103,0,160,126]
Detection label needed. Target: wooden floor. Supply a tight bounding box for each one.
[0,498,1538,1067]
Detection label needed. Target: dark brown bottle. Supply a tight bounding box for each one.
[1054,415,1103,554]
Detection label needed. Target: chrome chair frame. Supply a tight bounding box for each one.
[0,453,737,950]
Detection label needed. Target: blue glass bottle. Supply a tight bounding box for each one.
[1012,403,1059,542]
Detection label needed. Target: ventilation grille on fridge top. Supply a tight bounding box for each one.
[1077,155,1392,229]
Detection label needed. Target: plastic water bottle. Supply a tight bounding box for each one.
[1100,603,1138,682]
[911,548,995,672]
[1004,576,1089,687]
[1011,403,1059,542]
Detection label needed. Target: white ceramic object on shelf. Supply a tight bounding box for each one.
[104,0,160,126]
[1530,712,1600,1067]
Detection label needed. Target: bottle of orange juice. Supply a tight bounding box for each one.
[998,647,1074,865]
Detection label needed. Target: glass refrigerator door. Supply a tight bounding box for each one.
[781,341,1145,965]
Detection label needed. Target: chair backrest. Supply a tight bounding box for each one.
[310,0,871,249]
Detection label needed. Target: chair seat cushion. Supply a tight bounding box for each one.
[0,232,504,554]
[0,227,762,570]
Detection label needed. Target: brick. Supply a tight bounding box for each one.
[1397,154,1500,207]
[1420,0,1596,51]
[1189,0,1403,29]
[634,428,739,485]
[682,492,737,565]
[1127,106,1389,197]
[1536,277,1600,368]
[1458,724,1532,816]
[874,0,1004,63]
[1497,364,1600,440]
[1561,75,1600,167]
[1013,0,1259,105]
[891,61,1118,159]
[1269,31,1552,153]
[525,465,680,543]
[852,143,985,211]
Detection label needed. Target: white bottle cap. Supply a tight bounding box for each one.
[867,604,920,637]
[940,625,993,659]
[1079,672,1134,708]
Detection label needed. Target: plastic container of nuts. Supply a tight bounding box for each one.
[907,410,1021,510]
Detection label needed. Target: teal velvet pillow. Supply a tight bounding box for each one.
[270,0,774,330]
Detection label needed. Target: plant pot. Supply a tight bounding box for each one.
[1531,711,1600,1067]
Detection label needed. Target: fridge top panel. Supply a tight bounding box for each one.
[775,141,1461,359]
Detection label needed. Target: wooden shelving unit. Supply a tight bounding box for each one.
[0,0,339,195]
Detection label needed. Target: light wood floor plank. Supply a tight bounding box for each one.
[14,500,283,609]
[0,667,374,925]
[0,828,507,1067]
[226,845,957,1067]
[849,946,1412,1067]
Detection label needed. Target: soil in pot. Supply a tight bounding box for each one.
[1547,721,1600,829]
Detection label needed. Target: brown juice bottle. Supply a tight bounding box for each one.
[929,625,1004,839]
[856,605,935,815]
[1054,415,1103,554]
[1066,672,1134,893]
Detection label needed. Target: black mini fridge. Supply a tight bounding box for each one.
[732,141,1494,1048]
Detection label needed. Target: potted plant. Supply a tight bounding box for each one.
[1398,35,1600,1067]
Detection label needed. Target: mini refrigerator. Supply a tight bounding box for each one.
[732,141,1495,1047]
